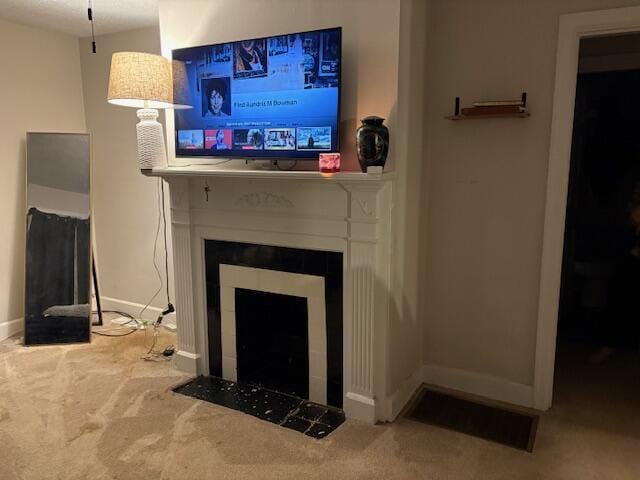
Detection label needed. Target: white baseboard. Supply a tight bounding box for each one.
[99,296,177,329]
[0,318,23,342]
[381,366,425,422]
[421,364,534,408]
[175,350,199,375]
[344,391,377,424]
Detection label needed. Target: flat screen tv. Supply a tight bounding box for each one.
[172,27,341,159]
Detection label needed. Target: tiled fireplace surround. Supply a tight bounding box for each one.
[162,171,393,423]
[205,241,344,408]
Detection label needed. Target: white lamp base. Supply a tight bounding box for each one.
[136,108,167,170]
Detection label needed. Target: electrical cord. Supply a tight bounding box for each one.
[90,178,174,345]
[87,1,96,53]
[92,309,137,327]
[161,180,171,306]
[94,310,135,319]
[136,178,176,358]
[138,178,165,321]
[91,310,138,336]
[92,327,138,337]
[142,320,175,361]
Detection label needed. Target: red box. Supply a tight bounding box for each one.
[319,153,341,173]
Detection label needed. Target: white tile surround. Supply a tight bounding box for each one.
[219,264,327,404]
[150,167,394,423]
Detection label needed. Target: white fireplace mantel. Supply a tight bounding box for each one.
[146,165,395,183]
[148,166,394,424]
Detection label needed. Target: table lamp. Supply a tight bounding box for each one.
[107,52,173,170]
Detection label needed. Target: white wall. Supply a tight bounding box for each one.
[79,27,175,320]
[386,0,428,398]
[28,185,90,218]
[422,0,640,398]
[0,18,86,340]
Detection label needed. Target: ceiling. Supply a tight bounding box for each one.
[0,0,159,37]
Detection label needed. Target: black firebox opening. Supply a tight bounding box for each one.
[235,288,309,398]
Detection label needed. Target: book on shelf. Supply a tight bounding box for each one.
[472,100,525,107]
[461,105,526,116]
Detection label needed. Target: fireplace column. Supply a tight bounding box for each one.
[342,183,391,423]
[167,177,199,374]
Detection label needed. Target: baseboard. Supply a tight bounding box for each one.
[421,363,534,408]
[381,366,425,422]
[99,296,177,329]
[175,350,199,375]
[344,391,377,424]
[0,318,23,342]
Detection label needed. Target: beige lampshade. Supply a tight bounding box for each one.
[107,52,173,109]
[171,59,193,110]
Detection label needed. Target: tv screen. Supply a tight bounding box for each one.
[172,27,341,159]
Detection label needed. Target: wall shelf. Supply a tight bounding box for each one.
[446,92,530,120]
[445,111,530,120]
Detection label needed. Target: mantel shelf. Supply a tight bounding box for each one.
[144,166,395,183]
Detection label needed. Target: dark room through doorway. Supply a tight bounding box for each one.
[555,32,640,412]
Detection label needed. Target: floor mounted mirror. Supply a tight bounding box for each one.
[25,132,91,345]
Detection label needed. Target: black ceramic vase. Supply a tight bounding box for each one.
[356,116,389,173]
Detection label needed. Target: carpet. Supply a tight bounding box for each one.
[1,329,640,479]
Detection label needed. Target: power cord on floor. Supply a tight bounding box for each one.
[91,310,138,337]
[92,328,138,337]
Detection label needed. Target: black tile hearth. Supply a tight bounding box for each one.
[294,402,326,422]
[174,376,346,439]
[281,416,312,433]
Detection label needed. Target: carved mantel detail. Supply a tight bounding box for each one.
[235,192,294,208]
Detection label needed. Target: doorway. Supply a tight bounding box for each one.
[535,5,640,411]
[554,33,640,410]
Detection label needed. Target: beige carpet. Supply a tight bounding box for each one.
[1,330,639,480]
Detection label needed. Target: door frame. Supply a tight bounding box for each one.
[535,5,640,410]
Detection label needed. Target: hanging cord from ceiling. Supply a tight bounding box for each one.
[88,0,97,53]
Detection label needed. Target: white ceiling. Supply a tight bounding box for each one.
[0,0,159,37]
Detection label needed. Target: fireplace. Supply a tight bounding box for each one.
[205,240,343,407]
[160,171,394,423]
[236,289,309,398]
